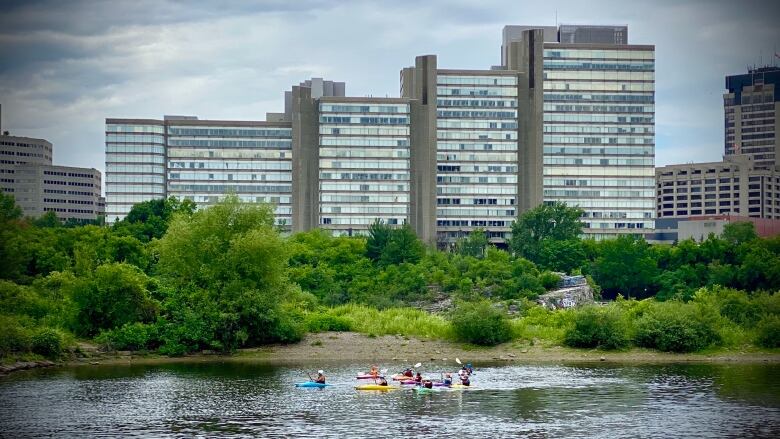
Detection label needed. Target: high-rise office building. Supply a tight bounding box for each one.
[502,24,656,239]
[1,133,103,221]
[106,117,293,226]
[724,66,780,169]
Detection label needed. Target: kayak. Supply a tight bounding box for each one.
[355,384,398,391]
[400,380,417,385]
[392,374,413,381]
[295,382,331,388]
[356,374,385,380]
[451,384,473,389]
[413,387,435,393]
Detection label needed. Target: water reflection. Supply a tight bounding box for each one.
[1,361,778,438]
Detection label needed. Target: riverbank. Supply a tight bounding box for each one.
[52,332,780,370]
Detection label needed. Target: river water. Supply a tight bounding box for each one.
[1,361,778,438]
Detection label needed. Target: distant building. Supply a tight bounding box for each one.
[0,133,103,222]
[655,154,780,221]
[724,66,780,169]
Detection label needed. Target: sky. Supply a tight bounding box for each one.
[1,0,779,177]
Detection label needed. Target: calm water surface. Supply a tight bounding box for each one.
[1,361,778,438]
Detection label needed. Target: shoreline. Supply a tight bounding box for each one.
[56,332,780,369]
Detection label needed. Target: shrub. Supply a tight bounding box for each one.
[539,272,561,290]
[305,313,353,332]
[450,301,512,346]
[30,328,64,358]
[634,303,721,352]
[96,322,155,351]
[564,306,629,350]
[755,315,780,348]
[0,316,31,357]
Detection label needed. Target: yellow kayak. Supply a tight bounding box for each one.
[450,384,473,389]
[355,384,398,391]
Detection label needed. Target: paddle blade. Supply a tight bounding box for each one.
[414,363,422,368]
[455,358,462,365]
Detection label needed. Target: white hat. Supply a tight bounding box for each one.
[318,370,324,374]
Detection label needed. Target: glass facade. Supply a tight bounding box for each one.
[318,101,411,236]
[436,72,519,243]
[105,122,166,223]
[166,124,293,227]
[542,46,656,238]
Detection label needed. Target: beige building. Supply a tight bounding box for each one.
[656,154,780,221]
[1,133,104,222]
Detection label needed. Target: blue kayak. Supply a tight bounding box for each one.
[295,382,331,388]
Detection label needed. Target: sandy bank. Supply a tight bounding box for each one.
[59,332,780,369]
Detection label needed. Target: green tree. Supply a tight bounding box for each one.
[113,196,196,242]
[456,228,489,258]
[155,195,299,351]
[32,211,61,228]
[71,263,158,336]
[722,221,758,246]
[380,223,424,266]
[590,235,658,299]
[366,219,392,261]
[0,192,22,222]
[509,202,585,270]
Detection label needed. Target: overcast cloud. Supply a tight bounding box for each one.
[1,0,778,177]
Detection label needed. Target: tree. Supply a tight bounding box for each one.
[113,196,196,242]
[722,221,758,246]
[366,219,392,261]
[590,235,658,299]
[380,223,424,266]
[32,211,61,228]
[456,228,489,258]
[155,195,298,351]
[0,192,22,223]
[71,263,158,336]
[509,202,585,271]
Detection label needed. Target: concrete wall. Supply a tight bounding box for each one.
[291,86,320,232]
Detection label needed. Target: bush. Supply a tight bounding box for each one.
[30,328,64,358]
[0,316,31,357]
[96,322,155,351]
[539,272,561,290]
[450,301,512,346]
[634,303,721,352]
[564,306,629,350]
[755,315,780,348]
[305,313,353,332]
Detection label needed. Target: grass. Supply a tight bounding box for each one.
[319,304,453,340]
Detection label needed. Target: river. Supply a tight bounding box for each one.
[1,361,778,437]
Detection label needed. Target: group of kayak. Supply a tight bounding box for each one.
[295,361,476,391]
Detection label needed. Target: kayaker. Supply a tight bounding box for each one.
[414,372,423,384]
[379,377,389,386]
[402,368,413,378]
[460,374,470,386]
[423,380,433,389]
[315,370,326,384]
[369,365,380,377]
[443,373,453,386]
[466,363,474,374]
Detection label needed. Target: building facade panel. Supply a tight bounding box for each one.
[317,98,412,236]
[105,120,167,223]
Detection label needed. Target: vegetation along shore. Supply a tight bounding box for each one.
[1,192,778,374]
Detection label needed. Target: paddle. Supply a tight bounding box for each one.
[306,371,314,382]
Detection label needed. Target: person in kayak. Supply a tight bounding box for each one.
[460,374,470,386]
[315,370,326,384]
[443,373,453,386]
[369,365,380,377]
[423,380,433,389]
[414,372,423,384]
[379,377,389,386]
[402,368,413,378]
